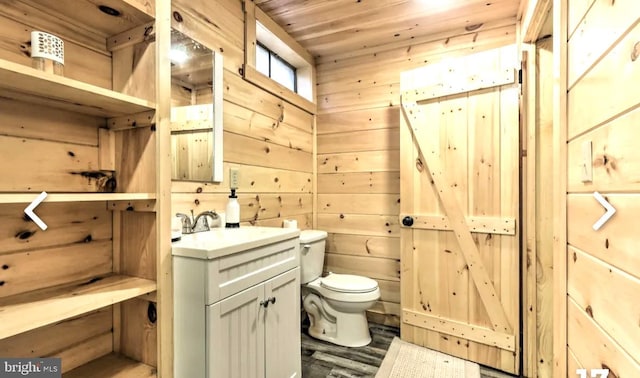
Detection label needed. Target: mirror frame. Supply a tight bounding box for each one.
[170,28,224,183]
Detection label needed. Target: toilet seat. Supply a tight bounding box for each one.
[305,274,380,303]
[320,273,378,293]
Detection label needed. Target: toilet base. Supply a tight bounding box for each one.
[307,310,372,347]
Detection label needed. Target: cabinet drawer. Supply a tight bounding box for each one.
[206,237,299,304]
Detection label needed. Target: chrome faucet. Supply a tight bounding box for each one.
[176,210,220,234]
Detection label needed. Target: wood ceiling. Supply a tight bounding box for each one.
[255,0,521,60]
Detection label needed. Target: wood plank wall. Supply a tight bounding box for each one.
[564,1,640,376]
[170,0,314,229]
[316,21,517,327]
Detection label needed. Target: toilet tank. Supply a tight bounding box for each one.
[299,230,328,284]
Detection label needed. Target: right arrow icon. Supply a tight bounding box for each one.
[592,192,616,231]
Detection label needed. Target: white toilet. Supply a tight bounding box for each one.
[299,230,381,347]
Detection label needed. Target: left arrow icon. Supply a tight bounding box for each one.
[24,191,48,231]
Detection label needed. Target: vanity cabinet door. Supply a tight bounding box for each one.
[207,284,265,378]
[264,268,301,378]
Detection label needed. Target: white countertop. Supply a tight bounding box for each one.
[171,226,300,259]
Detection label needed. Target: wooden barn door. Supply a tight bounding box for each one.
[399,45,520,374]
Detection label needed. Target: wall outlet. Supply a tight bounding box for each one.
[229,168,240,189]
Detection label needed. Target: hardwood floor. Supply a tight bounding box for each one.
[300,323,517,378]
[301,322,398,378]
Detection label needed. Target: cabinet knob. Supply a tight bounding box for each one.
[402,216,414,227]
[269,297,276,305]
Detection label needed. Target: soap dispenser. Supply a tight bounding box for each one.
[225,189,240,228]
[226,168,240,228]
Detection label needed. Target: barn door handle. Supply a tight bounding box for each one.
[402,216,414,227]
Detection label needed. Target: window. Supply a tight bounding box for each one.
[243,1,315,113]
[256,42,297,93]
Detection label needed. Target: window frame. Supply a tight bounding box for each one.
[243,1,316,114]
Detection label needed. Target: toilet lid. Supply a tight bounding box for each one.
[320,274,378,293]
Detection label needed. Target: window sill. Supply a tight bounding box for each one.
[243,65,316,115]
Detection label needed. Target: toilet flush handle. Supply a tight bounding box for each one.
[301,244,311,254]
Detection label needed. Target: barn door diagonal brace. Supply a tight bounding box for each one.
[401,94,513,334]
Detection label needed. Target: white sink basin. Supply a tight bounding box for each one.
[171,226,300,259]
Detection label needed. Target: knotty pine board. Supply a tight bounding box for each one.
[376,280,401,304]
[172,1,244,73]
[248,213,312,229]
[0,98,103,146]
[172,193,312,222]
[317,128,399,154]
[0,308,112,358]
[0,240,112,298]
[0,202,111,255]
[317,107,399,135]
[0,135,103,192]
[316,25,515,87]
[567,194,640,277]
[567,298,640,376]
[567,106,640,193]
[317,172,400,194]
[318,193,400,215]
[174,0,244,56]
[318,83,400,113]
[0,14,111,89]
[568,246,640,362]
[317,213,400,237]
[119,212,156,280]
[292,0,517,58]
[324,253,400,282]
[63,352,156,377]
[171,164,312,194]
[224,101,313,153]
[568,20,640,139]
[325,234,400,259]
[567,0,638,88]
[318,150,399,174]
[225,131,312,173]
[115,128,156,193]
[119,298,158,367]
[223,72,314,128]
[59,332,113,374]
[568,0,596,39]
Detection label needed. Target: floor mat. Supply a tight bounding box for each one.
[376,337,481,378]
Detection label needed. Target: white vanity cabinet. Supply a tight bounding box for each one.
[172,227,301,378]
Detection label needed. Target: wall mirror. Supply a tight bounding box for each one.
[170,28,223,182]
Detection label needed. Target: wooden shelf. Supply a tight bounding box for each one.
[0,275,156,340]
[0,193,156,204]
[63,353,156,378]
[0,59,155,117]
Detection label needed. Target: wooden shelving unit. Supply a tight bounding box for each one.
[0,275,156,340]
[63,353,156,378]
[0,193,156,204]
[0,59,155,117]
[0,0,171,376]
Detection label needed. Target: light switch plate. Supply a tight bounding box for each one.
[581,141,593,183]
[229,168,240,189]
